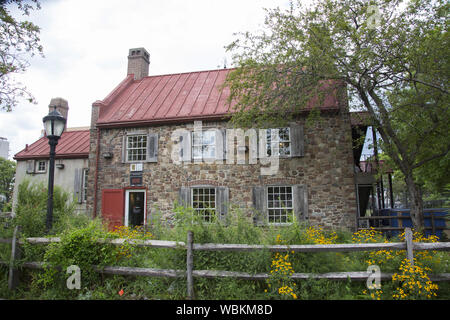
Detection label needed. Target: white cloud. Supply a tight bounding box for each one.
[0,0,292,158]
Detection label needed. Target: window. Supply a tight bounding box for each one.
[36,160,46,173]
[192,130,216,160]
[266,128,291,157]
[126,135,147,162]
[192,187,216,222]
[267,186,294,224]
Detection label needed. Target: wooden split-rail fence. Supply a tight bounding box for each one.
[1,227,450,299]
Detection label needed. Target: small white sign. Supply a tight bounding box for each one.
[130,163,143,172]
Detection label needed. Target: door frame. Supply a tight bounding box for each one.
[124,188,147,227]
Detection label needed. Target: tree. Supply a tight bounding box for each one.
[0,157,16,209]
[0,0,42,112]
[225,0,449,230]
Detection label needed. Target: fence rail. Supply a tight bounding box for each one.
[1,227,450,299]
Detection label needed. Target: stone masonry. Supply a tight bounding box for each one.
[87,110,357,231]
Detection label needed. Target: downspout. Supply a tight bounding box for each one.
[92,127,100,218]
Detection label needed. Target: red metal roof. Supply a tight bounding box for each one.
[14,129,90,160]
[94,68,342,128]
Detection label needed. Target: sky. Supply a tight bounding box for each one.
[0,0,295,159]
[1,0,374,160]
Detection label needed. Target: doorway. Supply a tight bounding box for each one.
[125,190,146,227]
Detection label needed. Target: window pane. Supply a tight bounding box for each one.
[191,187,216,222]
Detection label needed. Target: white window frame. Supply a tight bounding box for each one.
[36,160,47,173]
[192,130,216,161]
[267,185,294,225]
[266,127,291,157]
[191,187,217,223]
[124,189,147,227]
[126,134,148,162]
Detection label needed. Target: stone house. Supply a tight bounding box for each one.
[87,48,369,231]
[13,98,90,214]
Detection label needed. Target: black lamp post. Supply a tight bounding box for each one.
[43,107,66,232]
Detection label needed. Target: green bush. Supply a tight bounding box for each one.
[1,201,448,300]
[13,180,90,237]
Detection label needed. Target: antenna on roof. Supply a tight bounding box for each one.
[217,57,227,69]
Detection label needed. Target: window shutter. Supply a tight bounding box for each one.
[26,160,35,174]
[252,186,266,226]
[122,135,127,163]
[180,131,191,162]
[290,124,304,157]
[147,133,158,162]
[74,168,83,203]
[216,186,229,221]
[293,184,308,221]
[178,186,191,208]
[215,129,226,161]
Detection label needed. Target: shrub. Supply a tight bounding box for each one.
[13,180,85,237]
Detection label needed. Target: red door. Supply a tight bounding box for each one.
[102,189,124,231]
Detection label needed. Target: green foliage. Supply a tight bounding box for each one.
[225,0,450,229]
[1,204,448,300]
[0,0,43,111]
[0,158,15,209]
[32,221,117,299]
[12,180,86,237]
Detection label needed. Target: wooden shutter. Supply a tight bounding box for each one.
[293,184,308,221]
[252,186,266,226]
[26,160,35,174]
[102,189,124,231]
[216,186,229,221]
[147,133,158,162]
[215,129,226,161]
[180,131,191,162]
[74,168,83,203]
[178,186,191,208]
[121,135,127,163]
[290,124,304,157]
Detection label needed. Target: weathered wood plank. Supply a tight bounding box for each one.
[20,237,61,244]
[94,266,184,278]
[413,242,450,251]
[8,226,21,290]
[98,238,186,249]
[18,237,186,248]
[3,260,450,282]
[405,228,414,265]
[186,231,194,299]
[193,242,407,252]
[0,238,12,244]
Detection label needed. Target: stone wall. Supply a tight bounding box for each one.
[87,109,357,231]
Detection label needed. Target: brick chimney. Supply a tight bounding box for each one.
[127,47,150,80]
[49,97,69,120]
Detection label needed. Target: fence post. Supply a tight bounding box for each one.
[404,227,414,266]
[8,226,22,290]
[187,230,194,300]
[431,213,436,236]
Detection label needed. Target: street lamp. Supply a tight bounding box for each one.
[43,107,66,232]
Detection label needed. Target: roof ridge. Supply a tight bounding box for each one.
[144,67,234,79]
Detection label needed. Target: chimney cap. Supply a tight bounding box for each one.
[128,47,150,63]
[49,97,68,109]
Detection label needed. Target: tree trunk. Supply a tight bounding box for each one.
[405,173,424,231]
